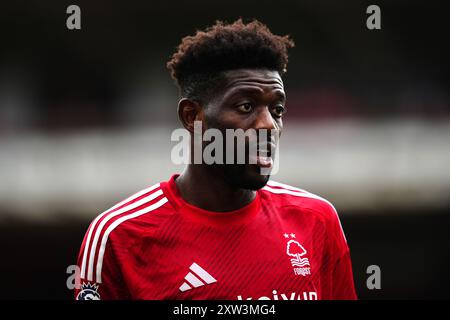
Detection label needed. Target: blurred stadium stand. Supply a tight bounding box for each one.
[0,0,449,299]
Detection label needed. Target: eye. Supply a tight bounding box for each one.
[237,103,253,113]
[272,105,286,117]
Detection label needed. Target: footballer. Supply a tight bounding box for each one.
[75,19,357,300]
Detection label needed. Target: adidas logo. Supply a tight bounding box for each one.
[179,262,217,292]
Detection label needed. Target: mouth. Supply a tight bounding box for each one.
[252,142,276,168]
[255,155,273,168]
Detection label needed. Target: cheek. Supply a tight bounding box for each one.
[204,108,240,130]
[201,106,221,129]
[274,118,283,131]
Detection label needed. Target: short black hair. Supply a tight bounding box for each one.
[167,19,295,104]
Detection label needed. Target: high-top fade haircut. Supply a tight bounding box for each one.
[167,19,295,104]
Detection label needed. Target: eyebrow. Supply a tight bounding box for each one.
[224,86,286,102]
[273,90,286,101]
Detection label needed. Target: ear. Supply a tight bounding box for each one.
[177,98,204,133]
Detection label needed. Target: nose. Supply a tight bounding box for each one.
[253,106,277,131]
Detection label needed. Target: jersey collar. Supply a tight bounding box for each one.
[161,174,261,227]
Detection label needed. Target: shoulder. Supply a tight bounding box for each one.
[81,182,170,258]
[261,180,338,216]
[261,180,347,243]
[78,182,171,283]
[87,182,170,241]
[262,180,342,231]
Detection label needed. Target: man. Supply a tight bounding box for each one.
[75,19,357,300]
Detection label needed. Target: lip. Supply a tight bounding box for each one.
[250,143,276,168]
[255,156,273,168]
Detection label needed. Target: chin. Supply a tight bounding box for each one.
[223,164,271,190]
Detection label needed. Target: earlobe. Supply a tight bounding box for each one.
[178,98,203,133]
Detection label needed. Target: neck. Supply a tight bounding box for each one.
[175,165,256,212]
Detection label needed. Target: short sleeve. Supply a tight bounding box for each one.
[74,228,130,300]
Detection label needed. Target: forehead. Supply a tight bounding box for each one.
[221,69,284,94]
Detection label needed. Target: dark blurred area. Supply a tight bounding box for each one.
[0,0,449,299]
[1,0,449,132]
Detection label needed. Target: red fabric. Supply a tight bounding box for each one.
[75,174,357,300]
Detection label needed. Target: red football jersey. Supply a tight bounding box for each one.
[75,174,357,300]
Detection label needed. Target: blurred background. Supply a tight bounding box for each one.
[0,0,449,299]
